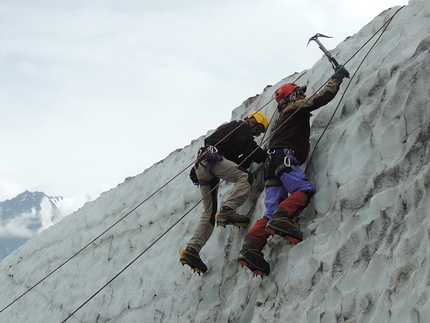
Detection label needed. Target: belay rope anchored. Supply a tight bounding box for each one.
[305,5,405,172]
[59,100,280,322]
[0,6,405,322]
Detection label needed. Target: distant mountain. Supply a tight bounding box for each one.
[0,237,28,262]
[0,190,63,261]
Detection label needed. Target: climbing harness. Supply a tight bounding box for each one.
[190,146,222,186]
[194,145,223,186]
[272,149,298,178]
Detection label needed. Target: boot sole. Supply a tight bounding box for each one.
[238,260,267,277]
[238,252,269,277]
[216,214,250,227]
[265,226,302,244]
[217,220,249,227]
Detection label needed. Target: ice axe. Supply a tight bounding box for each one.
[307,33,339,68]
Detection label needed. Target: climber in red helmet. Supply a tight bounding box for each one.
[238,64,349,276]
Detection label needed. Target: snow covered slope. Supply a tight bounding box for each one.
[1,0,430,322]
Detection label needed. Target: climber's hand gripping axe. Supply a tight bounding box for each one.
[307,33,339,69]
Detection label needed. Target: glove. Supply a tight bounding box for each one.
[332,64,350,82]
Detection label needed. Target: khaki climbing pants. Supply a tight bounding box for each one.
[187,158,252,252]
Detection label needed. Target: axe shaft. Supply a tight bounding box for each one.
[314,40,339,66]
[309,34,339,67]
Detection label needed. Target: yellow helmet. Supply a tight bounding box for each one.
[247,111,269,132]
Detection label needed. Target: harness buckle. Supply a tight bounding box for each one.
[267,149,276,155]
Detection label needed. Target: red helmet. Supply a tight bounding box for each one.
[275,83,299,103]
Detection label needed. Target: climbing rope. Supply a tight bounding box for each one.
[2,6,405,321]
[0,81,277,317]
[61,72,309,322]
[305,5,405,172]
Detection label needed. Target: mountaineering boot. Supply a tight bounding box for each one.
[215,206,250,227]
[238,236,270,276]
[265,206,303,244]
[180,246,207,275]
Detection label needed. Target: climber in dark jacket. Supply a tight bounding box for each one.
[180,111,269,274]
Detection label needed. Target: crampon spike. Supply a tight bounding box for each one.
[285,236,300,244]
[216,221,226,227]
[233,222,248,227]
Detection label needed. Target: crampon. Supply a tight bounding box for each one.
[238,249,270,277]
[265,218,303,245]
[215,209,250,227]
[180,248,207,275]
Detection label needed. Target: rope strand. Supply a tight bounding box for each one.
[2,6,405,320]
[0,76,279,316]
[305,5,405,172]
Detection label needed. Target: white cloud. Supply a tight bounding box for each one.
[0,182,25,203]
[0,211,36,238]
[0,0,409,207]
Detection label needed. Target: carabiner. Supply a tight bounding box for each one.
[207,145,218,154]
[284,155,291,167]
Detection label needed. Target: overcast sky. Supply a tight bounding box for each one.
[0,0,408,205]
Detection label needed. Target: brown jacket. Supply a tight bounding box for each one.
[269,78,341,164]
